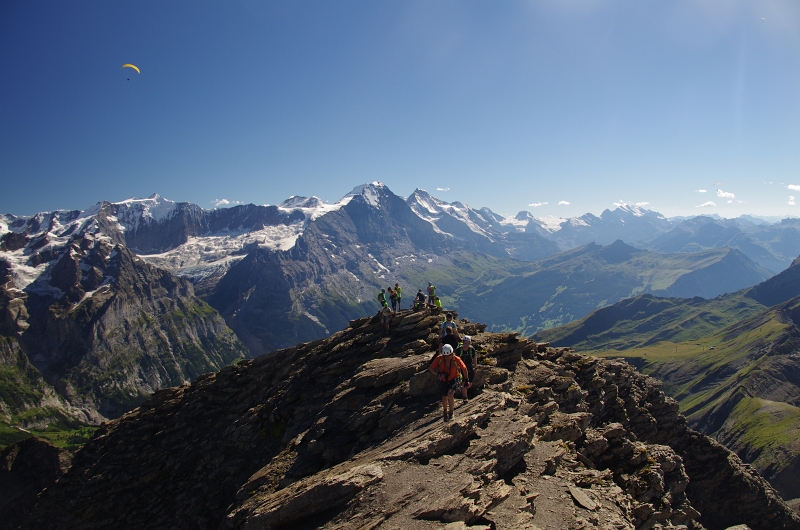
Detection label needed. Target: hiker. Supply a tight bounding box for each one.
[378,288,388,308]
[440,312,458,338]
[394,282,402,311]
[414,289,426,311]
[456,335,477,399]
[388,287,398,313]
[440,326,460,354]
[380,305,392,333]
[427,282,436,306]
[433,296,442,309]
[430,344,468,422]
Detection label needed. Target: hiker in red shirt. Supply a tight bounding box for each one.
[429,344,468,422]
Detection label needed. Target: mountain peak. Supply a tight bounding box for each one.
[345,182,390,208]
[515,211,534,221]
[279,196,325,209]
[112,194,177,224]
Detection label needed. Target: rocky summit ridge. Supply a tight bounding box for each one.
[8,309,799,530]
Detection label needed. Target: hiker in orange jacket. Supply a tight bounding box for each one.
[429,344,468,422]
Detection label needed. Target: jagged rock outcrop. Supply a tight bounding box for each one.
[16,309,799,530]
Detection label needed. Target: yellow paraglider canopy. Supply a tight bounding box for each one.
[122,63,140,74]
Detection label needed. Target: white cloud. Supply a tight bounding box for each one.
[558,200,570,206]
[788,184,800,191]
[789,196,796,206]
[635,202,649,207]
[695,201,716,208]
[695,189,707,193]
[436,187,450,192]
[211,198,242,207]
[713,181,722,186]
[727,200,733,204]
[716,189,735,199]
[528,201,548,207]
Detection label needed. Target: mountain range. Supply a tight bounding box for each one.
[1,182,796,429]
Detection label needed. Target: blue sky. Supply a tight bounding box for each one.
[2,1,800,218]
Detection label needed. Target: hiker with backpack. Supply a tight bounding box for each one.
[439,326,460,358]
[429,344,469,422]
[388,287,398,313]
[378,289,388,309]
[456,335,477,399]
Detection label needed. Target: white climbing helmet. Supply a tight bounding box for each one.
[441,344,454,355]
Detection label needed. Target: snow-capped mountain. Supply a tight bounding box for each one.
[4,181,799,427]
[4,182,800,357]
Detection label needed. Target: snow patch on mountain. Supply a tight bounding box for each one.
[407,189,495,240]
[345,182,388,208]
[140,223,304,280]
[279,196,324,209]
[112,194,178,232]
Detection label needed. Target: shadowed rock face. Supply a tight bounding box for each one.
[15,309,798,530]
[0,437,71,530]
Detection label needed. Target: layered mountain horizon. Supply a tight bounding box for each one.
[1,181,798,429]
[4,182,799,291]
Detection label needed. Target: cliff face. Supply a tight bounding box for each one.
[18,310,799,530]
[0,214,248,425]
[16,243,247,420]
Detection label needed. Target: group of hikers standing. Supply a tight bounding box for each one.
[377,283,477,422]
[378,282,442,313]
[377,282,403,314]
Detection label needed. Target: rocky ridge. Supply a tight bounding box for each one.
[15,309,799,530]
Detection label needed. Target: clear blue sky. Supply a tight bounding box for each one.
[2,1,799,218]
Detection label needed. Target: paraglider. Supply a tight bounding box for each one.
[122,63,140,74]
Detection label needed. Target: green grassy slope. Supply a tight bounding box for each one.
[533,260,800,500]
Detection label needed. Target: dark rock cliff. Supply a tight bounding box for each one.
[16,243,247,420]
[15,309,799,530]
[0,438,71,530]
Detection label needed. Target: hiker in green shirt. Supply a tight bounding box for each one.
[378,289,388,308]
